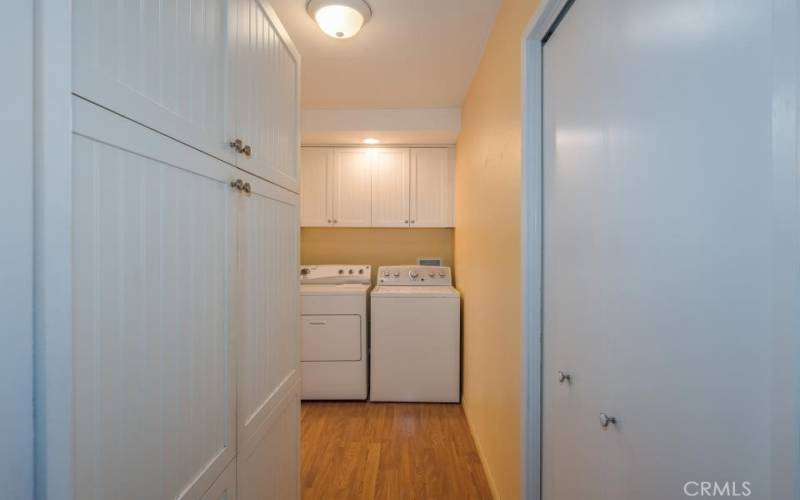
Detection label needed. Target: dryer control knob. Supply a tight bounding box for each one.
[409,270,419,279]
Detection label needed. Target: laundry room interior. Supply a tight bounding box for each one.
[10,0,800,499]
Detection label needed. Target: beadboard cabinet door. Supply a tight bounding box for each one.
[230,0,300,192]
[231,177,300,451]
[411,148,455,227]
[332,149,373,227]
[72,98,237,500]
[300,147,334,226]
[371,148,411,227]
[72,0,236,165]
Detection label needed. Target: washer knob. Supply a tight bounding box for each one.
[409,270,419,279]
[338,269,344,274]
[348,269,354,274]
[428,272,436,278]
[383,271,390,277]
[393,272,400,277]
[359,269,364,274]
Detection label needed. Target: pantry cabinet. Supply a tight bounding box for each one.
[300,146,454,228]
[65,1,300,499]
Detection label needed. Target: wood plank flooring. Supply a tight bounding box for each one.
[301,402,493,500]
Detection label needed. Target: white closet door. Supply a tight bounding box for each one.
[371,148,410,227]
[72,99,236,500]
[410,148,454,227]
[72,0,235,165]
[542,1,798,499]
[300,147,333,227]
[332,149,372,227]
[233,178,300,450]
[237,384,300,500]
[231,0,300,191]
[200,461,236,500]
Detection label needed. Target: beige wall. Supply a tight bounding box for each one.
[300,228,454,283]
[455,0,540,498]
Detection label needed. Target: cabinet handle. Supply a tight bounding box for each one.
[230,179,244,191]
[243,144,252,157]
[309,321,327,326]
[229,139,244,153]
[243,182,252,194]
[558,371,572,384]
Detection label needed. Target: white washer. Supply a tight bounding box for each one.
[300,265,370,400]
[370,266,460,403]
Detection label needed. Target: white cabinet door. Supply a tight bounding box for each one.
[201,461,236,500]
[237,384,299,500]
[300,147,333,226]
[231,0,300,192]
[411,148,454,227]
[371,148,411,227]
[72,0,236,165]
[72,98,236,500]
[232,177,300,450]
[332,149,372,227]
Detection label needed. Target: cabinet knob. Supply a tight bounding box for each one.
[242,144,252,157]
[229,139,244,153]
[411,220,415,224]
[242,182,252,194]
[230,179,244,191]
[599,413,617,428]
[404,220,409,224]
[558,371,572,384]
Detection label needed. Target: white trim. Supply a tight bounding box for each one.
[34,0,73,498]
[520,3,570,498]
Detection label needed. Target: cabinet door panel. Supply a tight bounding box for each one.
[332,149,372,227]
[201,461,236,500]
[231,0,299,191]
[233,180,300,448]
[371,149,411,227]
[300,147,333,226]
[411,148,454,227]
[73,0,234,165]
[237,385,300,500]
[73,100,236,500]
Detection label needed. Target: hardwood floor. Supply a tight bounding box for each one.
[301,402,493,499]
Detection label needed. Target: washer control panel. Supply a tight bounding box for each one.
[377,266,452,286]
[300,265,371,285]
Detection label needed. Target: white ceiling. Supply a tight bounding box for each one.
[270,0,502,109]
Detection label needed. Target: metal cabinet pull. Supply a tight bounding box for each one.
[243,182,252,194]
[230,179,244,191]
[242,144,252,157]
[229,139,244,153]
[599,413,617,428]
[558,371,572,384]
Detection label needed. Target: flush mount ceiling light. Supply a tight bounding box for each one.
[307,0,372,39]
[362,137,380,145]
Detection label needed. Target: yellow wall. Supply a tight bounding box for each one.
[456,0,540,498]
[300,228,454,283]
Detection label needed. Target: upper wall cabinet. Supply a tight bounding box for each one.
[72,0,300,192]
[411,148,455,227]
[300,146,454,228]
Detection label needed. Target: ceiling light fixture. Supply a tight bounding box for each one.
[307,0,372,39]
[362,138,380,145]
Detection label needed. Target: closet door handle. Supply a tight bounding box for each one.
[558,371,572,384]
[242,144,252,157]
[243,182,252,194]
[230,179,244,191]
[599,413,617,428]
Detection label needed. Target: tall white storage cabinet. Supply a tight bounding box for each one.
[53,1,301,499]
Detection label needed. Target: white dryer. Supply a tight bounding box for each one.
[370,266,460,403]
[300,265,371,400]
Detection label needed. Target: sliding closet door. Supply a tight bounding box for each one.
[232,177,300,498]
[541,1,799,499]
[72,99,236,500]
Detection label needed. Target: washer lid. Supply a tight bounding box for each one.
[371,285,460,299]
[301,283,371,296]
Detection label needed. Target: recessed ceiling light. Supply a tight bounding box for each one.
[307,0,372,39]
[362,138,380,145]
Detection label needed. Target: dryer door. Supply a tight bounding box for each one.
[301,315,362,361]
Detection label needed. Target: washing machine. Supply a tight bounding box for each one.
[370,265,460,402]
[300,265,370,400]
